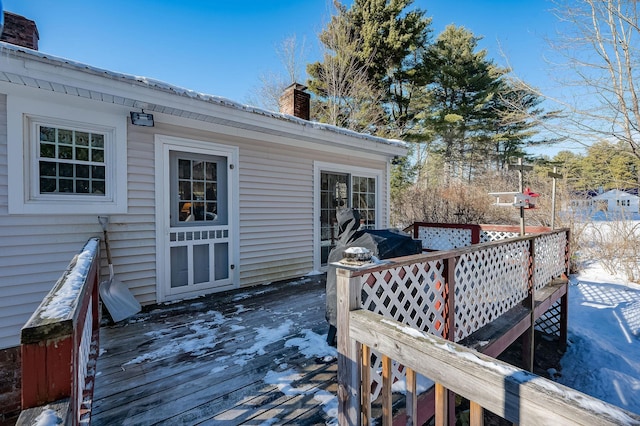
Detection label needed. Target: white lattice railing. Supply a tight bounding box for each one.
[412,222,552,250]
[335,228,570,424]
[453,239,530,341]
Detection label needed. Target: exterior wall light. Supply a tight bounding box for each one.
[130,111,154,127]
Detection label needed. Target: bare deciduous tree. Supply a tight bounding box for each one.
[246,35,307,112]
[549,0,640,159]
[306,2,386,134]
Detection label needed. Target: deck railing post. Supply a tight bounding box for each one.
[559,229,570,352]
[523,237,536,372]
[443,256,457,425]
[471,225,480,245]
[336,266,362,426]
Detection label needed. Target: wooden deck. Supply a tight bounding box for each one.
[91,275,338,425]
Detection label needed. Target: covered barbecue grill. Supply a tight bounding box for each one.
[325,209,421,345]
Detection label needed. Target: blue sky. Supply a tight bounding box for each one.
[2,0,568,154]
[2,1,557,101]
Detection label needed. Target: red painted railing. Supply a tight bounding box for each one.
[18,238,101,425]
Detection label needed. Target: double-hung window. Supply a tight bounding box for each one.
[7,96,127,215]
[37,124,107,196]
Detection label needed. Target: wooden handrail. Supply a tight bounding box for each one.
[18,238,101,426]
[336,228,572,424]
[350,310,640,425]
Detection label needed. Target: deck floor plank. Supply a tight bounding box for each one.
[92,276,334,426]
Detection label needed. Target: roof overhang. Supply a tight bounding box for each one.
[0,43,407,158]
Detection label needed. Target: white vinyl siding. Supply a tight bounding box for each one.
[239,149,314,284]
[0,104,392,350]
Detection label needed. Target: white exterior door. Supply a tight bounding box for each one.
[314,162,383,269]
[156,136,239,302]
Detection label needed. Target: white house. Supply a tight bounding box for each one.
[0,17,406,358]
[591,189,639,215]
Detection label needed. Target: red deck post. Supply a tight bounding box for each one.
[21,336,73,409]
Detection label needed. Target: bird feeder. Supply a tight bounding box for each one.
[514,187,540,209]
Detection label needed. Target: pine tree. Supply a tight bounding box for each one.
[306,0,431,137]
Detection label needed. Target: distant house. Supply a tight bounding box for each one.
[568,188,639,217]
[591,189,639,215]
[0,14,406,355]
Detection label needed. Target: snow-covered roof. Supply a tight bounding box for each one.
[0,42,407,155]
[591,189,640,200]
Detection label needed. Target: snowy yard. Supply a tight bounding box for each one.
[559,263,640,414]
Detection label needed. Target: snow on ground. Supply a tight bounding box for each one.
[558,262,640,414]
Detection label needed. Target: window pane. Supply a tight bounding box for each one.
[40,161,57,177]
[179,202,192,222]
[58,146,72,159]
[205,183,216,201]
[40,126,56,142]
[77,180,90,193]
[76,147,89,161]
[59,179,73,192]
[206,162,216,180]
[193,244,210,284]
[192,202,205,221]
[214,243,229,280]
[193,161,204,180]
[76,164,90,178]
[170,246,188,288]
[59,163,73,177]
[178,159,191,179]
[36,124,109,197]
[193,182,204,199]
[206,202,217,220]
[91,148,104,163]
[91,134,104,148]
[40,178,56,193]
[179,180,192,200]
[58,129,73,144]
[40,143,55,158]
[92,180,105,194]
[92,166,105,180]
[76,132,89,146]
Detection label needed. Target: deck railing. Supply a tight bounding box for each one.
[17,238,101,425]
[348,310,640,425]
[411,222,552,251]
[335,228,578,424]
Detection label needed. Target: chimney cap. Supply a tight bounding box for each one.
[284,82,308,92]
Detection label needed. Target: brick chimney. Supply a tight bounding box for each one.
[1,12,39,50]
[279,83,310,120]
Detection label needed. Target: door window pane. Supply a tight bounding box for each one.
[170,246,188,288]
[320,172,349,265]
[352,176,376,229]
[193,244,210,284]
[214,243,229,280]
[175,157,221,224]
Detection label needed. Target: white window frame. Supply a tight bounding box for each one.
[313,161,385,271]
[7,95,127,214]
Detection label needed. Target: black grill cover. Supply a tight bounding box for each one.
[325,209,421,327]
